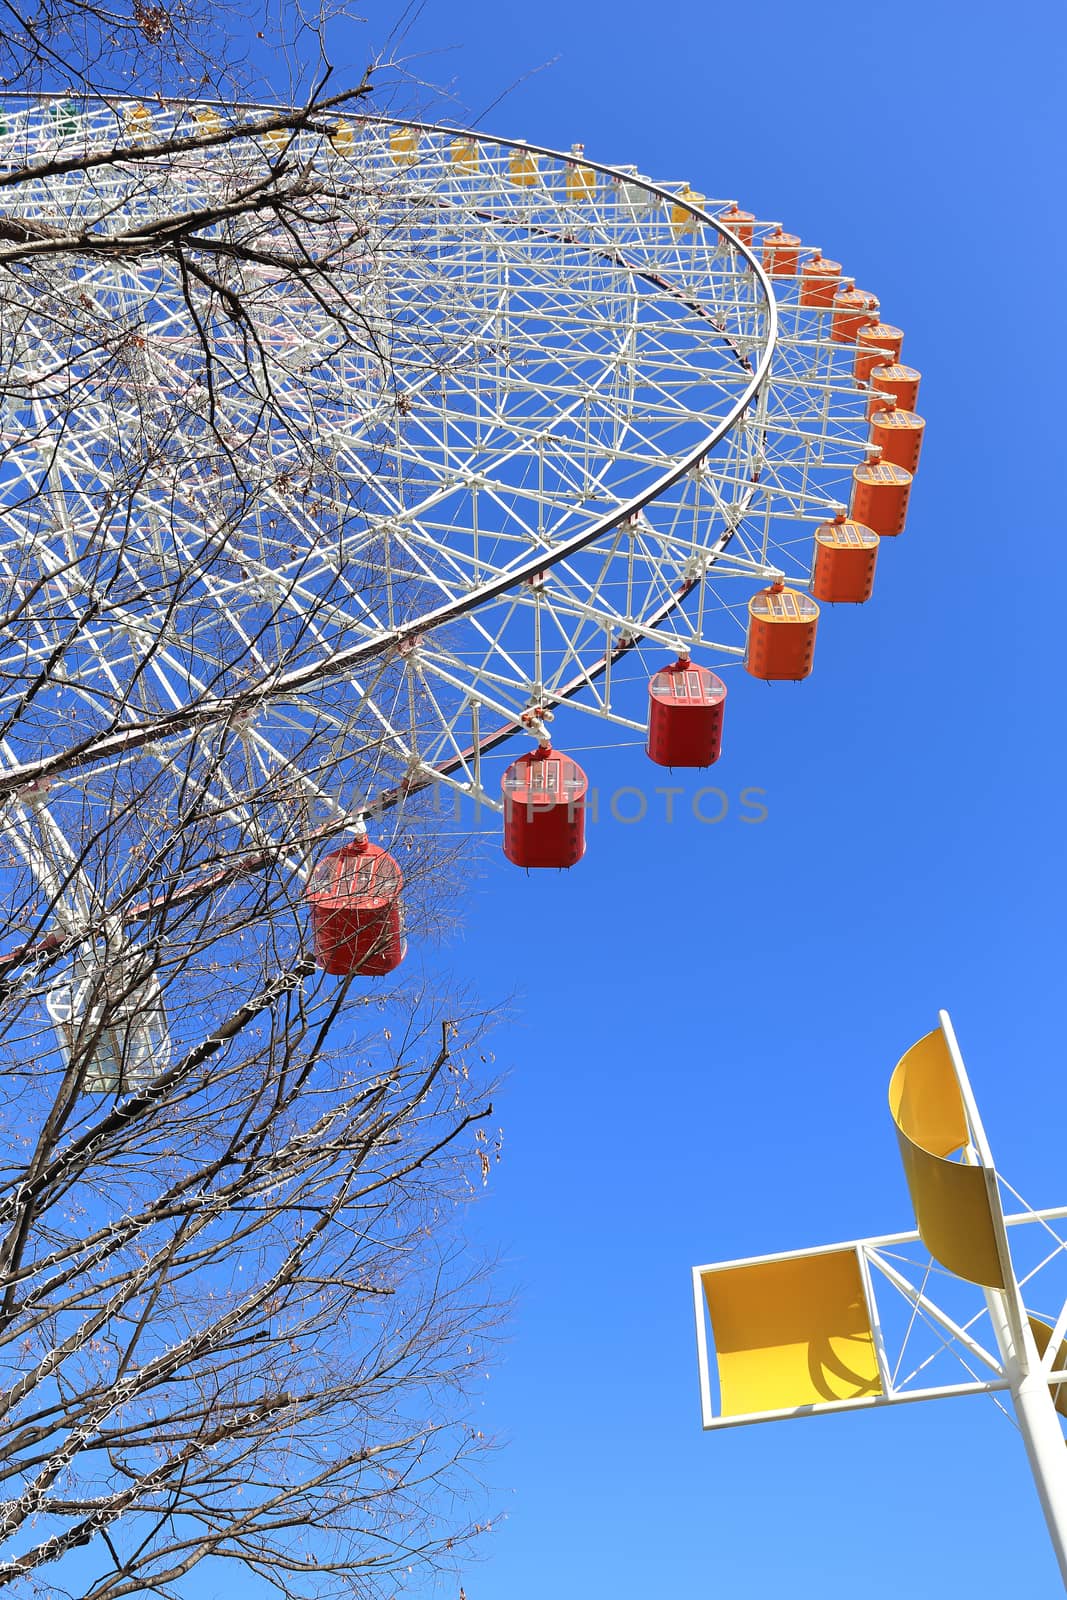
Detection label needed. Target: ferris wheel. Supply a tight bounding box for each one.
[0,98,922,1075]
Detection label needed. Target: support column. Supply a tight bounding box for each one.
[987,1289,1067,1589]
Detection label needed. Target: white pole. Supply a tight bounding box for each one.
[985,1290,1067,1589]
[939,1011,1067,1588]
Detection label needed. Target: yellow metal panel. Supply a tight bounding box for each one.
[891,1129,1003,1287]
[889,1028,1004,1287]
[889,1028,968,1158]
[703,1250,882,1417]
[1028,1318,1067,1419]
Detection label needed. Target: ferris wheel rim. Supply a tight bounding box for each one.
[0,98,898,984]
[0,103,781,799]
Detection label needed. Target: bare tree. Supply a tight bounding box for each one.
[0,9,503,1598]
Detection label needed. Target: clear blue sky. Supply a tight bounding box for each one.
[341,1,1065,1593]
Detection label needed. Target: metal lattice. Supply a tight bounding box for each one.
[0,101,898,1083]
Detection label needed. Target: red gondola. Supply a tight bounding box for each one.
[306,835,405,976]
[647,656,726,768]
[502,746,587,868]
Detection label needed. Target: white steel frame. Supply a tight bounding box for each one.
[0,100,877,819]
[693,1209,1067,1432]
[0,96,888,1081]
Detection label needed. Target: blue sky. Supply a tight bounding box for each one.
[334,1,1067,1593]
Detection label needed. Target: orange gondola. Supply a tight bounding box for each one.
[800,252,843,307]
[811,514,880,603]
[746,583,819,681]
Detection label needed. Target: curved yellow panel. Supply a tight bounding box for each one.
[1028,1318,1067,1419]
[703,1250,882,1417]
[889,1028,968,1157]
[889,1028,1003,1288]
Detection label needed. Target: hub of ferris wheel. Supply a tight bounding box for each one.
[0,99,922,1081]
